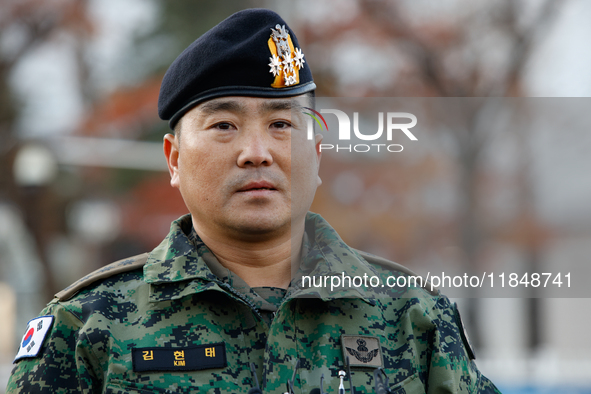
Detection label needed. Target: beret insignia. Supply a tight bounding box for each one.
[268,24,305,88]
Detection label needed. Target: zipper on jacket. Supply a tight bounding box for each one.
[216,281,264,321]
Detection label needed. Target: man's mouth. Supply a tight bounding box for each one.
[237,181,277,193]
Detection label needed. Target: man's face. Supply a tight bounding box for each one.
[164,95,322,241]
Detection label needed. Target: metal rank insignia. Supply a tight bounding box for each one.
[268,24,305,87]
[341,335,383,368]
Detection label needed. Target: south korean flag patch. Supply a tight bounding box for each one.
[14,316,54,363]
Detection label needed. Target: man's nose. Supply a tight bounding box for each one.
[236,132,274,167]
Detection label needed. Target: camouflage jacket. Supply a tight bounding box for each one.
[7,213,500,394]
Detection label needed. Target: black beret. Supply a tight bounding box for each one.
[158,8,316,129]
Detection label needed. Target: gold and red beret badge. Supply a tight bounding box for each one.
[268,24,305,88]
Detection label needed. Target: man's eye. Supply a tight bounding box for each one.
[214,122,234,130]
[271,121,291,129]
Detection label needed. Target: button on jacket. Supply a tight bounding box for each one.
[7,213,500,393]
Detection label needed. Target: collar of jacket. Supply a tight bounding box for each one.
[143,213,377,305]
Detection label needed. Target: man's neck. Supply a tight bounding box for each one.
[193,220,305,289]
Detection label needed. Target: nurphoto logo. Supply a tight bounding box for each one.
[303,107,418,153]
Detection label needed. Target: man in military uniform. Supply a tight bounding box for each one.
[7,9,500,394]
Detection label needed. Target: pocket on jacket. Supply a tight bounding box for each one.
[389,373,426,394]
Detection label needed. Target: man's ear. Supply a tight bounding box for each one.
[315,133,323,186]
[163,133,180,189]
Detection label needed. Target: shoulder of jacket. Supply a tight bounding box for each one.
[353,248,439,297]
[55,252,149,302]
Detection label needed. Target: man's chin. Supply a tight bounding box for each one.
[224,216,291,240]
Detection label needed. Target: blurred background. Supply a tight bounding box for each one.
[0,0,590,392]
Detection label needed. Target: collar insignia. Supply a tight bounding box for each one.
[341,335,383,368]
[268,24,305,88]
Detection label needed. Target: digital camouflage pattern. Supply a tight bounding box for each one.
[7,213,501,393]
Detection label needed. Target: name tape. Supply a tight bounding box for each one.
[132,343,226,372]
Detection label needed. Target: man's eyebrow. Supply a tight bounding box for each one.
[197,98,305,116]
[198,100,246,115]
[260,99,304,113]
